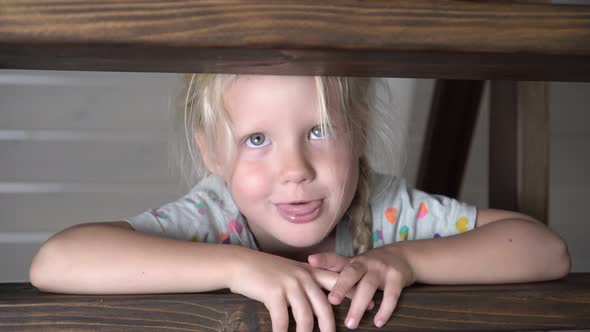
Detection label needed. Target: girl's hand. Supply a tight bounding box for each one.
[228,250,374,332]
[228,250,337,332]
[308,246,416,329]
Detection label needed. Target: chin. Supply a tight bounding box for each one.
[279,237,318,248]
[277,229,327,249]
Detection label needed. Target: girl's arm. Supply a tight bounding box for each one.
[309,209,571,329]
[398,208,571,284]
[29,221,245,294]
[30,221,351,332]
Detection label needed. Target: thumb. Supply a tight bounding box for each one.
[308,252,348,272]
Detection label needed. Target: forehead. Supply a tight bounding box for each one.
[223,75,317,112]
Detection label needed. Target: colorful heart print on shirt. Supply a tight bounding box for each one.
[418,202,429,220]
[228,219,243,235]
[384,207,397,224]
[455,217,470,233]
[185,198,206,215]
[373,229,383,243]
[220,232,231,244]
[152,209,169,219]
[194,203,206,215]
[432,194,446,203]
[399,225,409,241]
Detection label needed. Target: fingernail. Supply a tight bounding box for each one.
[346,318,357,329]
[329,293,340,304]
[375,319,384,327]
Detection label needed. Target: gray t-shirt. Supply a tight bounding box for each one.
[126,173,477,256]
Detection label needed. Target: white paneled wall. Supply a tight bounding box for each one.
[0,70,185,281]
[1,70,589,281]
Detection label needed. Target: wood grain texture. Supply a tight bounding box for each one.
[1,0,589,80]
[489,81,550,223]
[2,274,590,331]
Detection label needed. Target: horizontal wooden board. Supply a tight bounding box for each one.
[2,274,590,331]
[1,1,589,80]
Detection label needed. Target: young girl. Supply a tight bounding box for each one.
[30,75,571,332]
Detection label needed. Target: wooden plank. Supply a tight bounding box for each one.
[417,79,485,198]
[490,81,519,212]
[1,1,589,80]
[2,274,590,331]
[489,81,549,223]
[518,81,550,223]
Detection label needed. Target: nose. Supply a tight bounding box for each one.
[277,143,315,185]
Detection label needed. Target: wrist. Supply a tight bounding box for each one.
[381,243,419,285]
[222,245,258,291]
[183,243,253,291]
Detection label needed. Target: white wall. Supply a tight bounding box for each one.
[1,70,588,281]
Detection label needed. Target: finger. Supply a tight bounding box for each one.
[340,287,376,311]
[288,288,315,332]
[308,253,348,272]
[311,269,375,310]
[310,267,339,290]
[304,281,336,332]
[368,300,375,311]
[344,276,379,330]
[265,297,290,332]
[329,262,366,305]
[373,281,402,328]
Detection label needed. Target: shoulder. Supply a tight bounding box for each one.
[367,171,477,244]
[125,175,256,247]
[183,175,258,246]
[186,175,240,216]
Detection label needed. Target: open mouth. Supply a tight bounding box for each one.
[275,200,323,224]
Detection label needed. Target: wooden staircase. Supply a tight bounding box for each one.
[1,1,589,330]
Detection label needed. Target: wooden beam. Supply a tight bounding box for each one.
[2,275,590,331]
[489,81,550,223]
[1,1,589,80]
[417,79,485,198]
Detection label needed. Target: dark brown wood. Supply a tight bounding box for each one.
[518,82,550,223]
[489,81,549,223]
[2,275,590,331]
[417,79,485,198]
[1,1,590,80]
[490,81,519,212]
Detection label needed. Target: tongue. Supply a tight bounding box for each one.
[276,200,322,215]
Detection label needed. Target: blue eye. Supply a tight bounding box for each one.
[309,125,331,140]
[246,133,270,148]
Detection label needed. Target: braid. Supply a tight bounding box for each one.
[349,157,373,255]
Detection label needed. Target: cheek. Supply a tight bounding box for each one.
[321,145,359,199]
[228,161,271,204]
[321,144,357,176]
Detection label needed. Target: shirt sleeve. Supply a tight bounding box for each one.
[124,175,258,249]
[370,173,477,246]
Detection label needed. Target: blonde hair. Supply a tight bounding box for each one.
[175,74,406,255]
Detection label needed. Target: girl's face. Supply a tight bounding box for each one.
[214,75,360,252]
